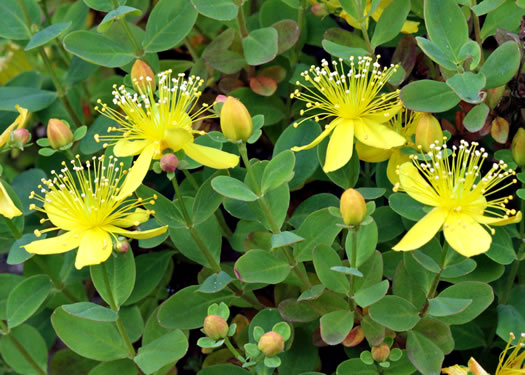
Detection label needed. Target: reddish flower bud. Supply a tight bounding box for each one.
[220,96,253,142]
[311,3,329,16]
[371,343,390,362]
[340,188,367,226]
[47,119,73,149]
[415,113,443,152]
[11,128,30,146]
[160,153,178,172]
[131,59,156,92]
[342,326,365,347]
[512,128,525,167]
[117,240,130,253]
[258,331,285,357]
[203,315,229,340]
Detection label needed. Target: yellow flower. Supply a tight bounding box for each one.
[0,105,28,148]
[356,109,422,184]
[0,181,22,219]
[290,56,405,173]
[393,140,521,257]
[23,155,168,269]
[442,333,524,375]
[95,70,239,199]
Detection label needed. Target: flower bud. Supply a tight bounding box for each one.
[342,326,365,347]
[371,343,390,362]
[415,113,443,152]
[220,96,253,142]
[258,331,285,357]
[47,119,73,149]
[11,128,30,147]
[117,240,130,253]
[340,188,367,226]
[311,3,329,17]
[512,128,525,167]
[131,59,156,93]
[203,315,229,340]
[160,153,178,172]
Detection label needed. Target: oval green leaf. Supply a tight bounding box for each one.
[7,274,52,328]
[400,80,460,113]
[234,249,291,284]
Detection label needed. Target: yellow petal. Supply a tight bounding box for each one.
[443,212,492,257]
[401,20,419,34]
[323,119,354,173]
[393,207,449,251]
[0,106,28,147]
[467,358,489,375]
[0,181,22,219]
[355,118,406,150]
[43,191,78,230]
[24,230,82,255]
[106,224,168,239]
[182,142,239,169]
[116,143,155,200]
[363,104,402,123]
[76,229,113,269]
[291,118,338,152]
[164,128,193,152]
[441,365,469,375]
[355,141,391,163]
[111,208,150,227]
[386,150,409,185]
[113,139,148,157]
[474,211,522,226]
[398,162,441,206]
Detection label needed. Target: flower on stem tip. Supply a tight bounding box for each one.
[393,140,521,257]
[290,56,405,173]
[94,70,239,199]
[23,155,168,269]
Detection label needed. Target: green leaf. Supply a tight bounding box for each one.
[400,80,460,113]
[90,251,136,309]
[88,359,138,375]
[143,0,198,53]
[7,274,52,329]
[424,0,468,63]
[356,188,386,200]
[193,171,226,224]
[0,325,48,375]
[198,271,234,293]
[389,193,428,221]
[298,284,325,301]
[496,304,525,345]
[446,72,486,104]
[415,37,457,71]
[125,251,172,305]
[51,306,129,361]
[354,280,389,308]
[97,6,142,33]
[198,364,250,375]
[361,315,386,346]
[242,27,279,65]
[338,0,364,21]
[0,87,57,112]
[313,244,350,294]
[318,139,360,189]
[371,0,411,49]
[337,358,378,375]
[191,0,238,21]
[262,150,295,193]
[272,19,300,54]
[278,298,320,323]
[330,266,363,277]
[82,0,125,11]
[0,0,41,40]
[369,295,420,331]
[414,318,454,354]
[345,219,378,267]
[472,0,505,15]
[25,21,72,50]
[63,30,135,67]
[271,231,304,249]
[7,233,39,265]
[436,281,494,324]
[320,310,354,345]
[158,285,234,330]
[265,356,282,368]
[480,41,521,89]
[62,302,118,322]
[463,103,490,132]
[458,40,482,70]
[485,228,516,265]
[234,249,291,284]
[373,206,405,243]
[134,330,188,374]
[480,0,525,39]
[322,40,370,60]
[406,330,444,375]
[212,176,258,202]
[428,297,472,317]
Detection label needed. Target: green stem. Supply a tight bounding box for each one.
[420,242,449,316]
[236,5,249,38]
[184,37,199,61]
[111,0,143,56]
[3,216,21,239]
[348,227,359,295]
[116,315,136,357]
[0,321,46,375]
[471,10,485,66]
[359,22,374,56]
[32,256,79,303]
[292,0,308,63]
[224,337,246,364]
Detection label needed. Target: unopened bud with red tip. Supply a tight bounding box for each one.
[203,315,229,340]
[340,188,366,226]
[11,128,30,148]
[512,128,525,167]
[371,343,390,362]
[258,331,285,357]
[311,3,329,17]
[160,153,178,172]
[131,59,156,93]
[117,240,130,253]
[416,113,443,152]
[220,96,253,142]
[47,119,73,150]
[342,326,365,347]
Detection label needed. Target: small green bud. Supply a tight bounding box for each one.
[131,59,156,92]
[220,96,253,142]
[203,315,229,340]
[340,188,367,226]
[371,343,390,362]
[47,119,73,149]
[258,331,285,357]
[415,113,443,153]
[512,128,525,167]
